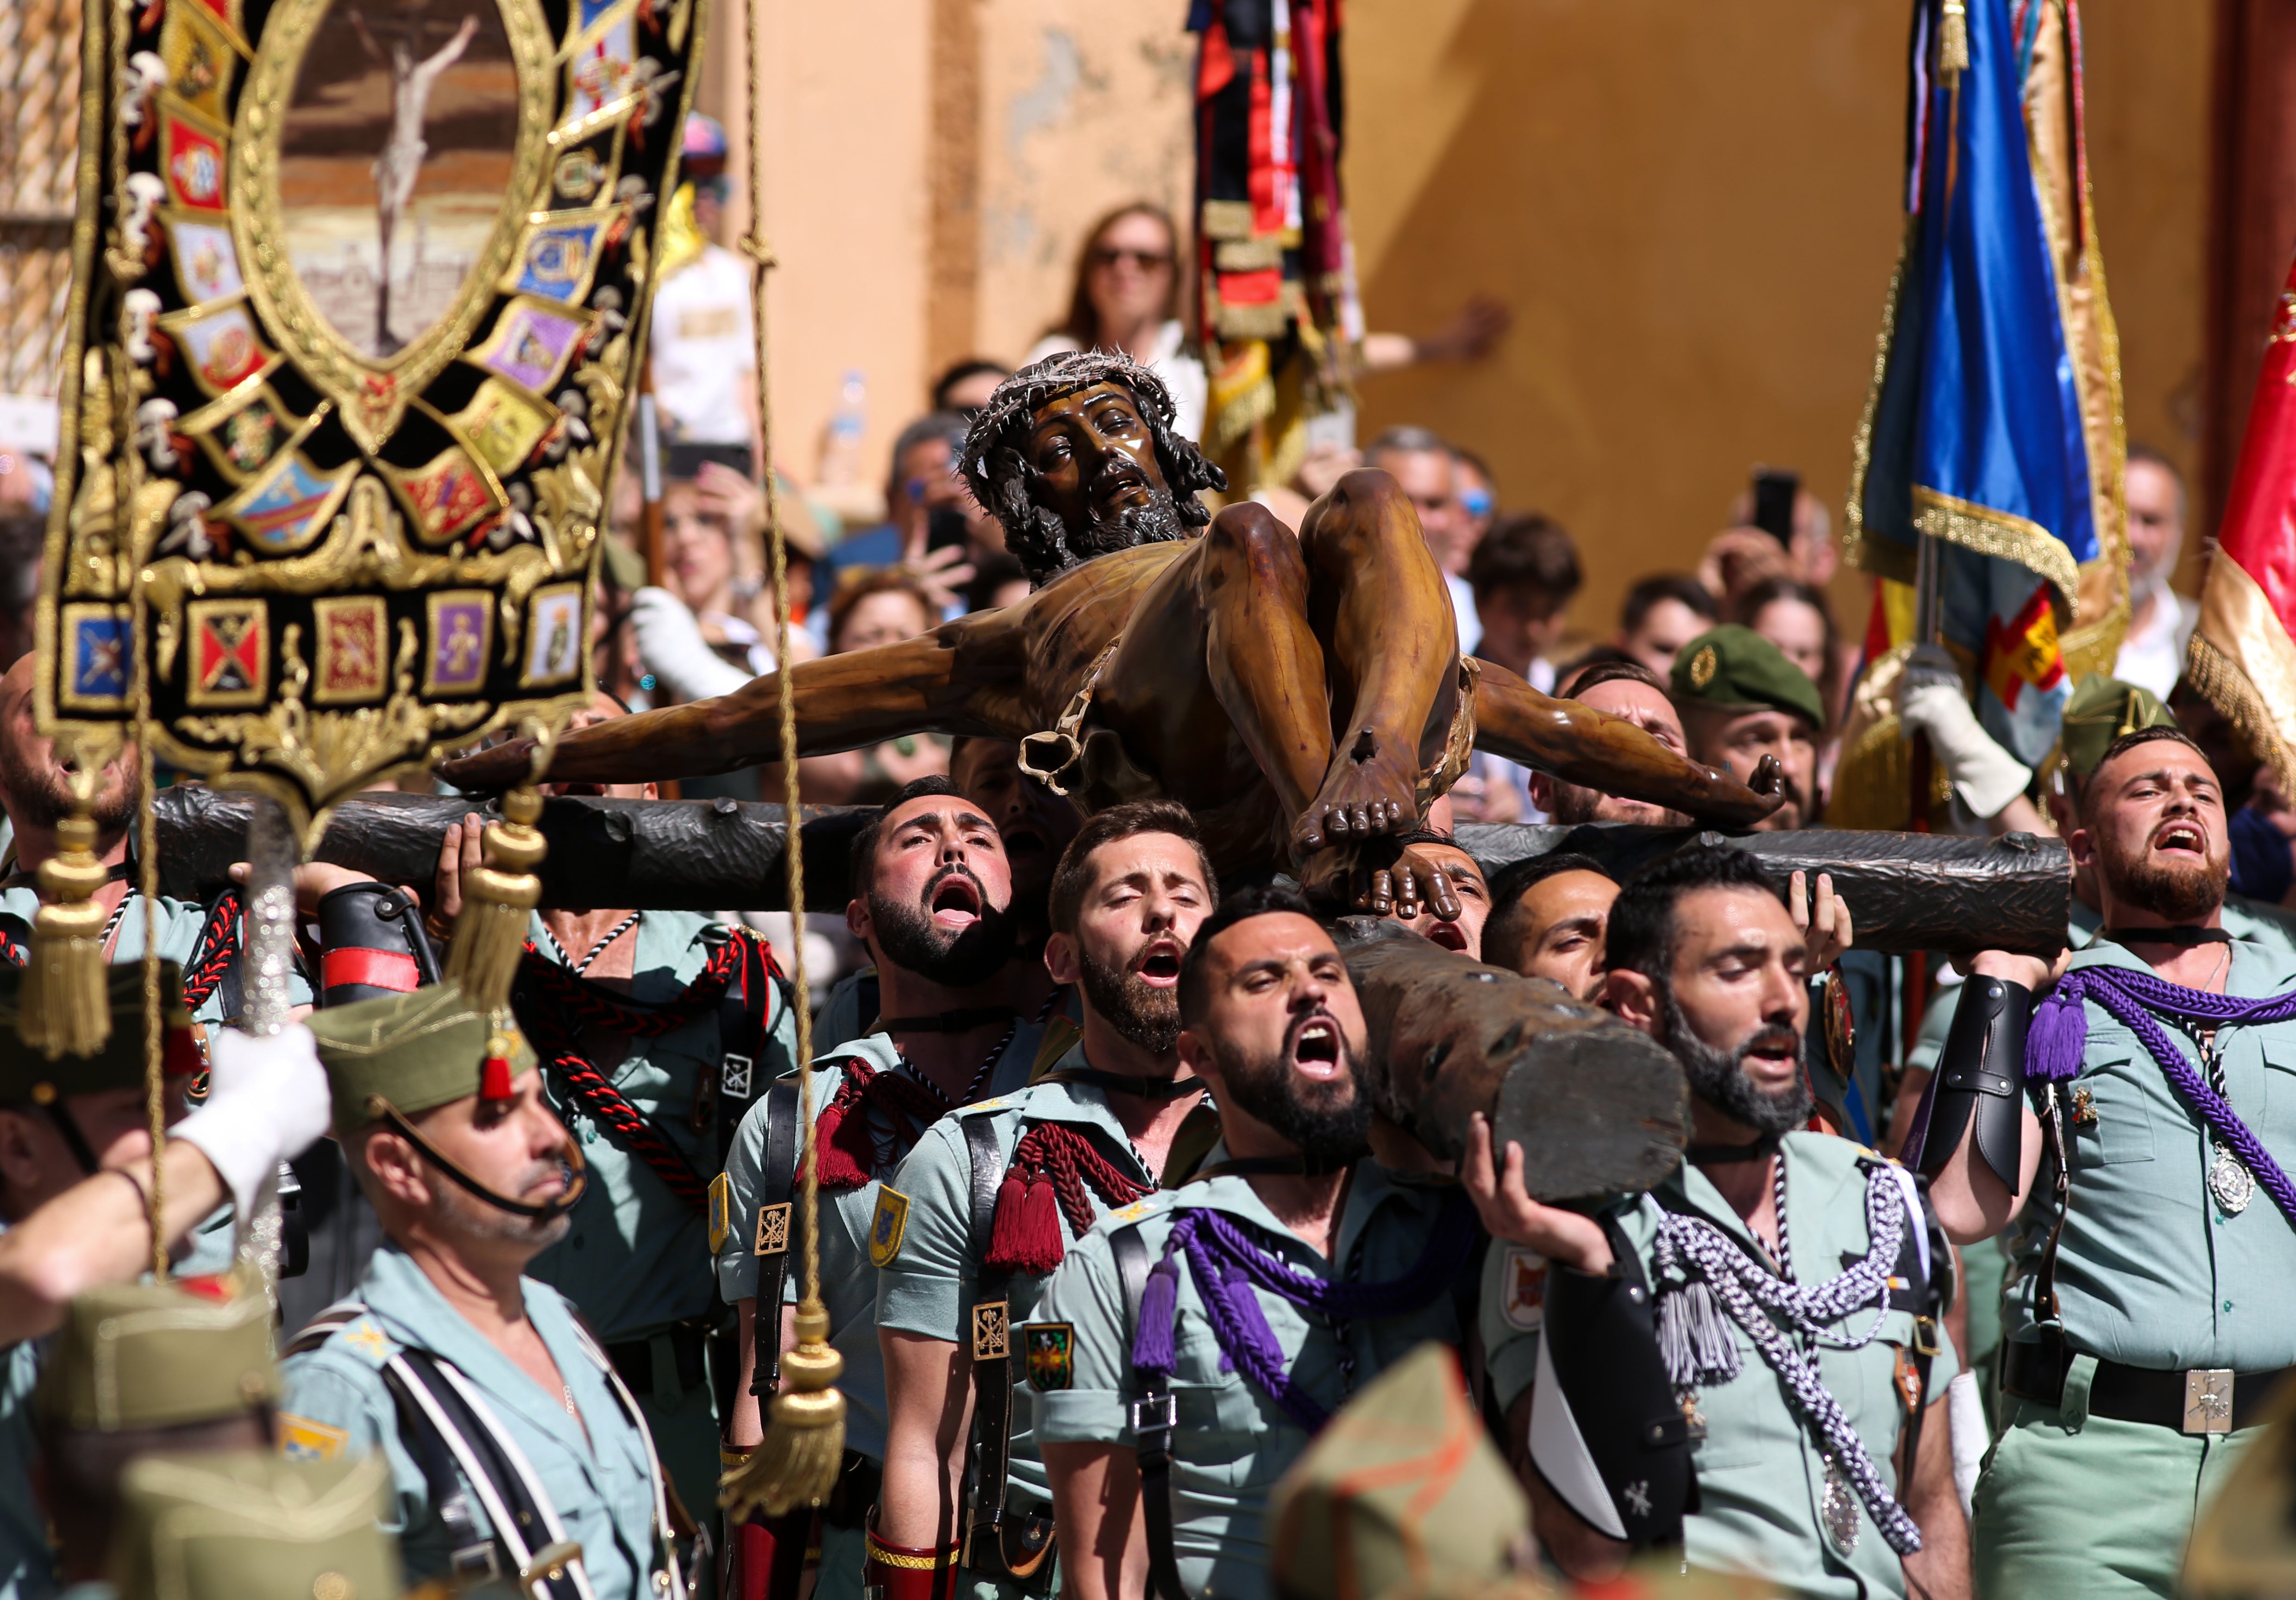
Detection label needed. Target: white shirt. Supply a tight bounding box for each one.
[648,245,754,445]
[1025,319,1207,445]
[2113,585,2196,702]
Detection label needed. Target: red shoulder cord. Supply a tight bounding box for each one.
[814,1056,958,1191]
[985,1123,1151,1276]
[513,927,782,1214]
[180,892,244,1008]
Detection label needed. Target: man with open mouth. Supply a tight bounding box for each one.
[1910,725,2296,1600]
[1468,844,1966,1600]
[279,983,690,1600]
[1375,826,1493,959]
[714,775,1051,1598]
[868,800,1217,1598]
[431,689,800,1541]
[1025,883,1479,1600]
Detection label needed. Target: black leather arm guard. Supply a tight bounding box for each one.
[314,881,441,1006]
[1913,973,2030,1194]
[1528,1212,1695,1549]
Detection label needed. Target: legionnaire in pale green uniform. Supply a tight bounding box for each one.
[279,983,690,1600]
[0,967,332,1600]
[1912,724,2296,1599]
[869,802,1220,1600]
[715,777,1048,1598]
[29,1282,280,1600]
[106,1450,402,1600]
[1029,883,1476,1600]
[1471,846,1967,1600]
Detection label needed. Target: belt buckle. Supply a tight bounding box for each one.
[1128,1394,1177,1437]
[2183,1369,2235,1434]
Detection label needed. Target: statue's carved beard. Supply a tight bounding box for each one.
[2101,829,2227,925]
[868,867,1017,989]
[1077,943,1180,1059]
[1206,1012,1371,1166]
[1661,986,1811,1137]
[1013,486,1190,588]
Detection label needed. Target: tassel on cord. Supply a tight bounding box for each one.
[445,785,546,1014]
[1131,1257,1181,1376]
[721,1300,847,1519]
[985,1173,1065,1276]
[1937,0,1970,84]
[21,810,113,1058]
[2027,981,2088,1085]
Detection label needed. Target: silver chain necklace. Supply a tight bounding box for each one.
[540,911,642,975]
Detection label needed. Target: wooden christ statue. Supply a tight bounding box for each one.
[444,350,1782,910]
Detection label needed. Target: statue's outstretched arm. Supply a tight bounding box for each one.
[1472,662,1782,825]
[439,626,999,791]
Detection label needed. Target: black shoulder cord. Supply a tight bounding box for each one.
[960,1118,1056,1584]
[1112,1223,1191,1600]
[746,1081,802,1398]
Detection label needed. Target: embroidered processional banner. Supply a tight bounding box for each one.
[37,0,705,833]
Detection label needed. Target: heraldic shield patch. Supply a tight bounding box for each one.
[869,1187,909,1268]
[37,0,710,825]
[1025,1323,1074,1392]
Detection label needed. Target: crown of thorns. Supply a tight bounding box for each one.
[959,349,1224,533]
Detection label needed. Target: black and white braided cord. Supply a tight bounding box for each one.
[1651,1165,1921,1556]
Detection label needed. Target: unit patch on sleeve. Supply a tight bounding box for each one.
[869,1186,910,1267]
[1502,1246,1548,1332]
[1024,1323,1075,1392]
[708,1171,733,1253]
[278,1413,347,1463]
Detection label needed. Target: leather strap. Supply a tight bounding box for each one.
[882,1006,1016,1033]
[749,1081,801,1398]
[369,1097,590,1221]
[2002,1341,2292,1431]
[1112,1223,1189,1600]
[959,1118,1054,1582]
[715,928,778,1173]
[1044,1066,1204,1102]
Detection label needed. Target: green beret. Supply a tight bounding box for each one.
[2057,673,2177,781]
[1670,624,1825,730]
[108,1450,401,1600]
[36,1283,276,1431]
[307,981,536,1135]
[0,962,193,1103]
[1269,1341,1528,1600]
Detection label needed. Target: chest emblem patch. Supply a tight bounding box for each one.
[1502,1247,1547,1332]
[1025,1323,1075,1391]
[278,1413,347,1463]
[869,1186,910,1267]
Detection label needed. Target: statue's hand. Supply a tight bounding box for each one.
[1749,753,1783,797]
[1298,839,1465,923]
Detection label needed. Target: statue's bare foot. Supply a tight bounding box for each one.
[1296,839,1462,925]
[1292,726,1418,856]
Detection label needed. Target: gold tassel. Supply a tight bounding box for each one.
[720,1300,847,1519]
[21,812,113,1058]
[1938,0,1970,84]
[443,784,546,1014]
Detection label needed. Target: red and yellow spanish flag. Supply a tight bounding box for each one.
[2189,254,2296,790]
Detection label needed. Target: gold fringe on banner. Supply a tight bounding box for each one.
[444,785,547,1015]
[22,805,114,1058]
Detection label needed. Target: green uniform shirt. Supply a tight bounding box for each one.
[277,1245,666,1600]
[2005,937,2296,1369]
[0,887,310,1023]
[524,910,797,1344]
[1487,1132,1958,1600]
[875,1046,1178,1511]
[715,1028,1043,1463]
[1029,1150,1470,1600]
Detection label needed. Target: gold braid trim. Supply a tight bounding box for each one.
[865,1534,959,1571]
[2188,633,2296,799]
[1843,220,1917,586]
[1911,487,2081,618]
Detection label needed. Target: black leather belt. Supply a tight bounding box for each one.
[606,1322,711,1397]
[2002,1340,2290,1434]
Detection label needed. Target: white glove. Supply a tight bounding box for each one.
[172,1024,332,1221]
[1898,645,2032,818]
[1948,1369,1989,1518]
[632,586,756,701]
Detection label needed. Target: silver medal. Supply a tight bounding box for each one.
[2210,1142,2255,1215]
[1822,1455,1860,1551]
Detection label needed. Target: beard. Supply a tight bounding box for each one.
[868,866,1017,988]
[1208,1015,1371,1167]
[0,738,134,831]
[1010,484,1190,586]
[1660,985,1811,1137]
[430,1155,574,1249]
[1077,942,1180,1059]
[2101,830,2227,924]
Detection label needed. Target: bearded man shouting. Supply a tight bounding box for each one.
[1910,725,2296,1600]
